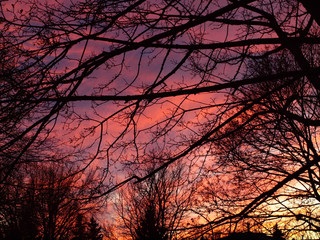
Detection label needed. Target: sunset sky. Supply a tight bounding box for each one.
[1,0,320,239]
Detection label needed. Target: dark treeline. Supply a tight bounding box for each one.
[0,158,104,240]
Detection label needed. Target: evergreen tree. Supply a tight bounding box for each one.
[273,224,285,240]
[135,202,168,240]
[72,214,86,240]
[87,217,103,240]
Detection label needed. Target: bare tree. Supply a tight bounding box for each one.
[115,165,195,240]
[194,46,320,238]
[1,0,320,236]
[0,160,103,240]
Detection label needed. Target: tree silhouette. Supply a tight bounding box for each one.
[273,224,285,240]
[135,201,168,240]
[87,217,103,240]
[197,46,320,236]
[1,0,320,237]
[0,160,102,240]
[72,214,87,240]
[116,165,195,239]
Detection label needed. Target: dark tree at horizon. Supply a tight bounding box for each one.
[115,165,195,240]
[0,160,103,240]
[87,217,103,240]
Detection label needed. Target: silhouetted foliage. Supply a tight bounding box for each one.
[87,217,103,240]
[273,224,285,240]
[135,202,168,240]
[72,214,87,240]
